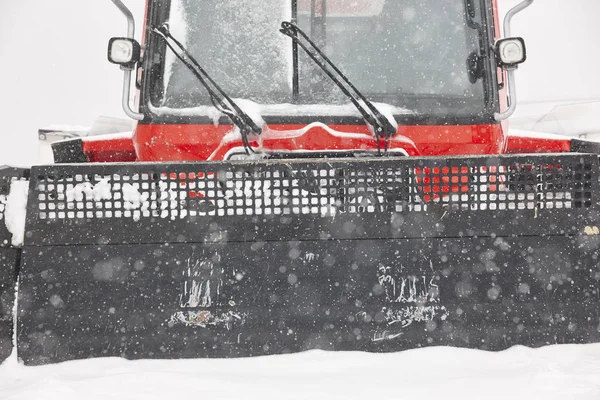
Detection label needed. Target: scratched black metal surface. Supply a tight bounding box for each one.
[1,248,19,363]
[0,166,28,363]
[16,155,600,365]
[17,236,600,365]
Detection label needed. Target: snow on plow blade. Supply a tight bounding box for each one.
[15,155,600,365]
[0,167,29,363]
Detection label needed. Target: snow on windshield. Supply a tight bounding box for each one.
[153,0,486,119]
[161,0,187,98]
[162,0,292,107]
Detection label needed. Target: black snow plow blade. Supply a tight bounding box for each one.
[13,155,600,365]
[0,167,29,363]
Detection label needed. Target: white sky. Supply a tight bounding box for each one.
[0,0,599,165]
[0,0,145,166]
[499,0,600,103]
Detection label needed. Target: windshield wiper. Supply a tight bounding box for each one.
[280,21,396,154]
[153,24,262,154]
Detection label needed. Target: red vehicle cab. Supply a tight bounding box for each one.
[54,0,596,164]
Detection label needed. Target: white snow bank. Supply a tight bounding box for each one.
[65,179,112,203]
[82,131,133,142]
[233,98,266,128]
[122,183,150,215]
[220,121,396,146]
[43,124,89,133]
[1,345,599,400]
[510,100,600,137]
[150,102,412,125]
[148,103,224,126]
[507,128,572,140]
[3,180,29,247]
[214,99,268,141]
[373,102,400,130]
[264,103,412,117]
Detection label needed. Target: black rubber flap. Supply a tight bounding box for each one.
[17,155,600,365]
[51,139,87,164]
[0,248,19,363]
[0,166,29,248]
[0,167,28,363]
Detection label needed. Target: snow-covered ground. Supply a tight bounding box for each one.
[1,345,600,399]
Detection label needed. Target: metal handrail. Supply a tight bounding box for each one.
[495,0,535,121]
[110,0,144,121]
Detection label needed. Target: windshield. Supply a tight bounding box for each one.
[150,0,491,120]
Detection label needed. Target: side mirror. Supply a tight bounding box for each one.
[495,0,534,121]
[108,37,140,69]
[496,37,527,69]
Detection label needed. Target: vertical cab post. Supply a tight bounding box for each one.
[495,0,535,121]
[0,167,29,363]
[110,0,144,121]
